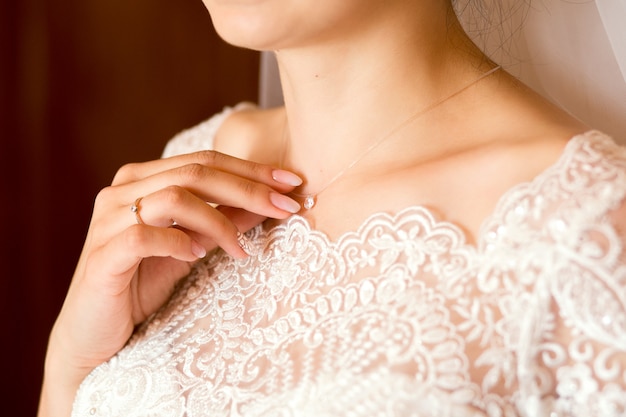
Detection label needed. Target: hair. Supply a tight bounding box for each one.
[452,0,531,71]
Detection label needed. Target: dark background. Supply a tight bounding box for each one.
[1,1,260,414]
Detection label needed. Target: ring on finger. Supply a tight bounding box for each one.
[130,197,145,225]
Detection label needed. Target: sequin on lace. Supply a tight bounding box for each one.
[72,131,626,417]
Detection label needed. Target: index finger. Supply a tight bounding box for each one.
[112,150,302,192]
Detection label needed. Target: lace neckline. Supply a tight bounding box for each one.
[72,131,626,417]
[263,130,610,251]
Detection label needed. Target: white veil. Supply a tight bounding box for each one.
[457,0,626,142]
[258,0,626,143]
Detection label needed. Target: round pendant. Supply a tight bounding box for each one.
[303,195,315,210]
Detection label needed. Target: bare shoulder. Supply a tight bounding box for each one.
[213,105,286,165]
[434,72,595,234]
[474,70,592,180]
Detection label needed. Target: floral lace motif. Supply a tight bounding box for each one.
[72,131,626,417]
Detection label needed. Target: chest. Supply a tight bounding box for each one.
[113,211,544,413]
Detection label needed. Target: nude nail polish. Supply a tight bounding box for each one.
[191,241,207,259]
[269,192,301,213]
[272,170,303,186]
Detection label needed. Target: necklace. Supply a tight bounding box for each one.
[282,65,501,210]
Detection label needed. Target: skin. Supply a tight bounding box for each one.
[206,0,587,238]
[39,0,590,415]
[38,152,303,416]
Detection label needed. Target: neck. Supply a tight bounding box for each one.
[275,2,492,192]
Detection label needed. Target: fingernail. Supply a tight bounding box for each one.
[237,231,257,256]
[272,169,303,186]
[269,192,301,213]
[191,241,207,259]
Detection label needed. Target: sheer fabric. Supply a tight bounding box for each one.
[455,0,626,142]
[72,108,626,417]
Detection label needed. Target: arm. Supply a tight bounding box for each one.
[37,150,302,417]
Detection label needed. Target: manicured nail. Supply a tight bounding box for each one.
[272,169,303,186]
[269,192,301,213]
[191,241,207,259]
[237,231,257,256]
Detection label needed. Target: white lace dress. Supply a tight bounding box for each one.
[72,106,626,417]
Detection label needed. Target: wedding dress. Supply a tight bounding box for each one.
[71,105,626,417]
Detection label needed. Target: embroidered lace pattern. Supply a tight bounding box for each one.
[72,129,626,417]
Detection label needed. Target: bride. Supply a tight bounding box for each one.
[39,0,626,416]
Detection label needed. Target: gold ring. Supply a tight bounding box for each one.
[130,197,145,225]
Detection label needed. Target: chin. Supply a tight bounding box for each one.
[203,0,368,52]
[204,1,293,51]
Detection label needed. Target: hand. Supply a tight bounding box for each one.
[39,150,302,416]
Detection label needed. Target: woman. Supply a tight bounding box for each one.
[39,0,626,416]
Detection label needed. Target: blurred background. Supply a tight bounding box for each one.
[1,1,259,414]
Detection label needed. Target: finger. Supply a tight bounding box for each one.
[120,168,301,220]
[175,206,266,257]
[88,180,287,253]
[112,150,302,193]
[217,206,268,233]
[127,188,250,257]
[88,225,210,284]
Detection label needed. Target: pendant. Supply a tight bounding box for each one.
[303,195,315,210]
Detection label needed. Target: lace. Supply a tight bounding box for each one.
[72,131,626,417]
